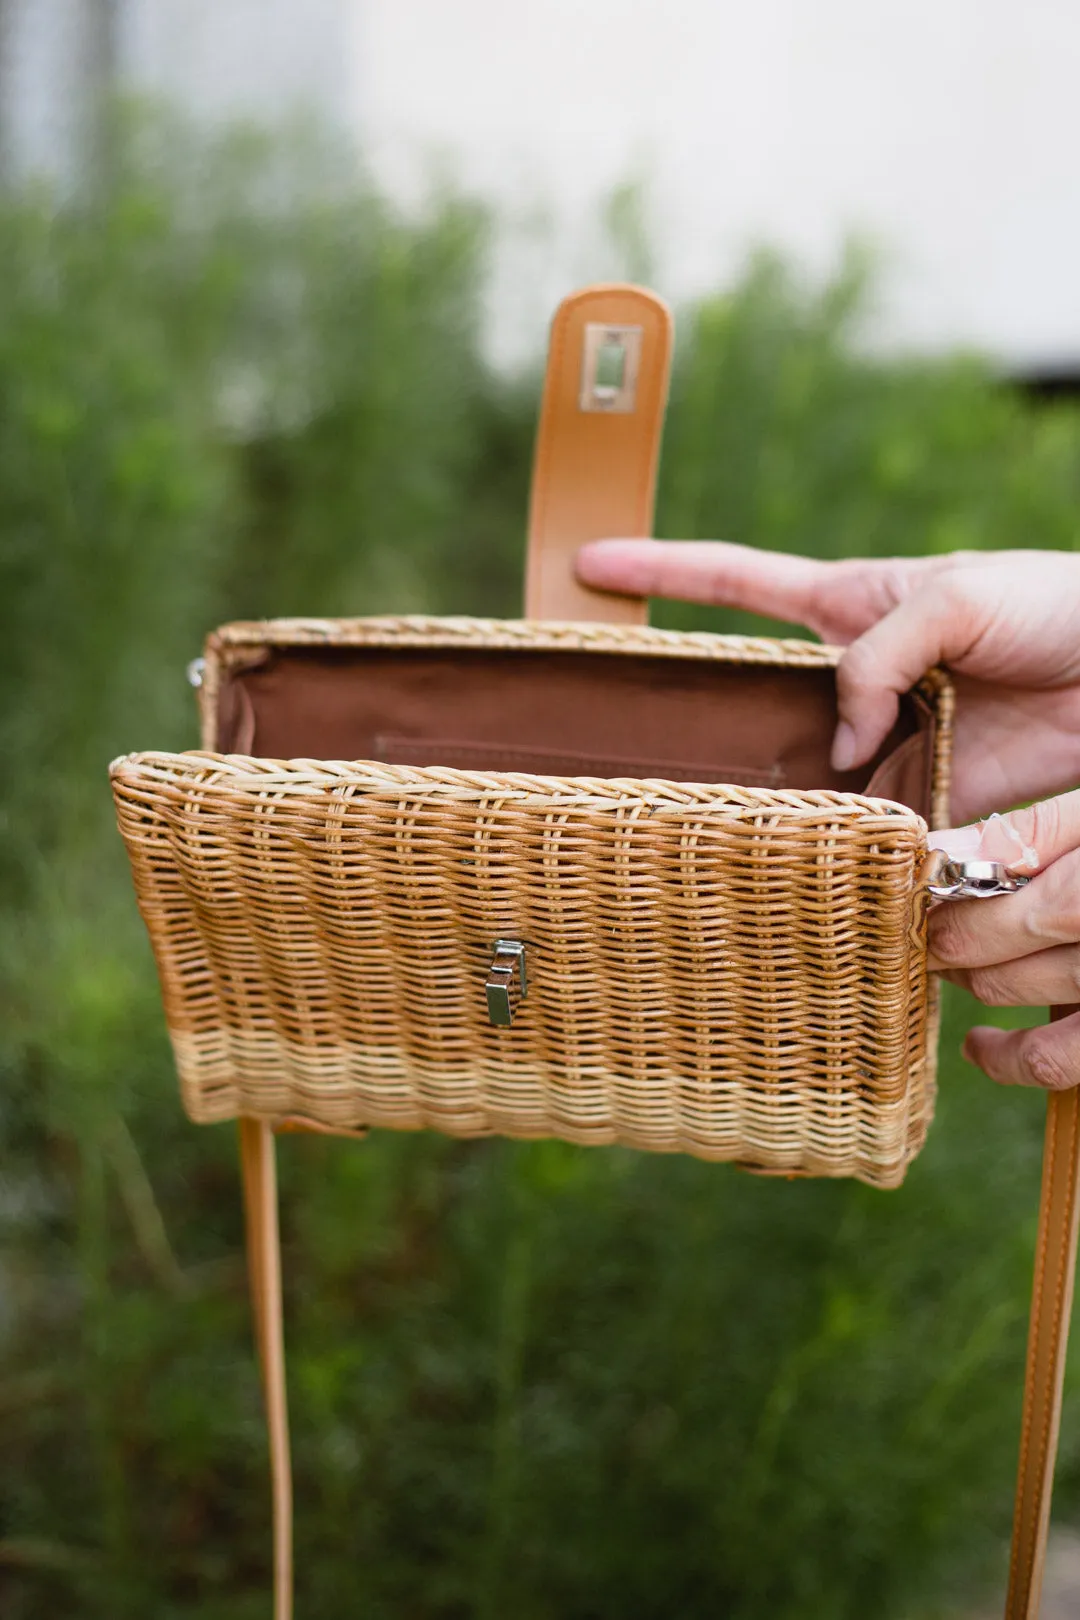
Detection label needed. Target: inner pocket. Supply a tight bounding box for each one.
[374,735,787,787]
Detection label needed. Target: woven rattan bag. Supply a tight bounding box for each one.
[110,287,1077,1620]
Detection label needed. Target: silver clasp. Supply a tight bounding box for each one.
[486,939,528,1027]
[928,857,1031,900]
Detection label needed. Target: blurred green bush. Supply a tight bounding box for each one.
[2,123,1080,1620]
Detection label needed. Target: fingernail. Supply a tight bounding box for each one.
[928,824,983,860]
[961,1027,1005,1080]
[981,811,1040,872]
[831,722,857,772]
[965,1030,990,1069]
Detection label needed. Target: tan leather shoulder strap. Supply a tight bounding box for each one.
[1005,1009,1080,1620]
[239,1118,293,1620]
[525,283,672,622]
[233,289,1080,1620]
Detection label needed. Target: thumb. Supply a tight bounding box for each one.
[832,577,983,770]
[930,789,1080,877]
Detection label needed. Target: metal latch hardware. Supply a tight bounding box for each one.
[486,939,528,1027]
[928,858,1031,900]
[579,323,643,413]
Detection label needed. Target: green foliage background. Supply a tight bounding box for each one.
[2,125,1080,1619]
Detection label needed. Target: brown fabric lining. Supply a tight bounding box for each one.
[374,736,787,786]
[220,645,933,815]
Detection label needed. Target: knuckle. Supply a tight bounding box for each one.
[836,558,909,616]
[934,572,977,619]
[844,635,891,688]
[928,913,968,966]
[836,641,870,694]
[838,630,897,693]
[967,966,1014,1007]
[1024,1041,1075,1092]
[1020,884,1080,951]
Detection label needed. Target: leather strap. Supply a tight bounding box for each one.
[1005,1007,1080,1620]
[232,289,1080,1620]
[525,283,672,622]
[236,930,1080,1620]
[238,1047,1080,1620]
[239,1118,293,1620]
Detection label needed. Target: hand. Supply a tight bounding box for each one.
[577,540,1080,823]
[929,793,1080,1088]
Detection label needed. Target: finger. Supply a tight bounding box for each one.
[940,944,1080,1007]
[931,789,1080,879]
[832,576,987,769]
[964,1012,1080,1090]
[928,849,1080,971]
[576,539,829,624]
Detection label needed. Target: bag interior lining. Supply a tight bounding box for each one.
[217,645,934,816]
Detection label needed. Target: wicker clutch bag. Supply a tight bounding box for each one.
[110,286,1075,1620]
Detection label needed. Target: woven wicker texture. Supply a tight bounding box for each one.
[111,618,952,1189]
